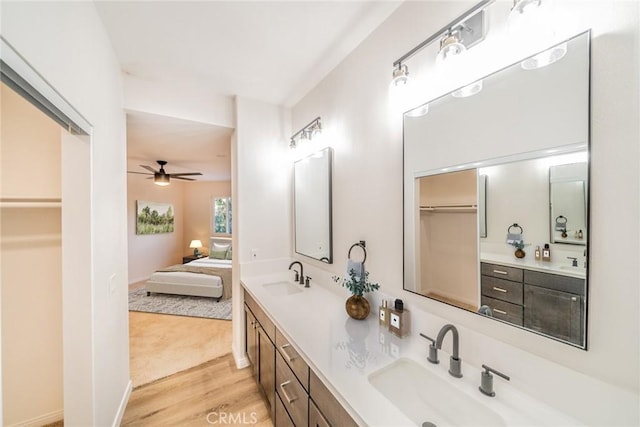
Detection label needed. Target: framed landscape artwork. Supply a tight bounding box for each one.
[136,200,174,235]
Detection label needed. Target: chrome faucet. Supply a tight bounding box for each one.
[288,261,305,285]
[435,324,463,378]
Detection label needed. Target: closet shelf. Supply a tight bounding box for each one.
[420,204,477,213]
[0,198,62,208]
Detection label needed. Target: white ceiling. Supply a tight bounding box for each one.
[98,1,401,182]
[126,111,233,182]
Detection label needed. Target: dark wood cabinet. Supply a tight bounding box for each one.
[524,270,584,346]
[481,262,585,346]
[245,307,257,376]
[258,325,275,413]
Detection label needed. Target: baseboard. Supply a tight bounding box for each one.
[112,379,132,427]
[232,343,250,369]
[7,409,63,427]
[128,276,150,286]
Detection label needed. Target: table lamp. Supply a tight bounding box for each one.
[189,239,203,257]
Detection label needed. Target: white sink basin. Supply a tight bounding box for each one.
[369,358,506,427]
[262,281,303,296]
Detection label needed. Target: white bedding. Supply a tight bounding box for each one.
[145,256,232,300]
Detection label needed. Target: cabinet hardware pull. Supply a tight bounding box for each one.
[494,309,507,315]
[280,344,296,362]
[493,269,508,275]
[571,297,578,301]
[279,380,297,404]
[492,287,508,293]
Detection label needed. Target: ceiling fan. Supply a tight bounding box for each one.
[128,160,202,186]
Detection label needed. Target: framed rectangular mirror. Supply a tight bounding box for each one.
[403,31,590,349]
[294,147,333,263]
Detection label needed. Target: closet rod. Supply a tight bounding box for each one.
[0,198,62,208]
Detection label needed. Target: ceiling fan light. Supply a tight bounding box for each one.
[154,173,170,186]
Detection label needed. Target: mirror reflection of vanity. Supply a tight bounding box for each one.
[403,32,590,348]
[294,147,333,263]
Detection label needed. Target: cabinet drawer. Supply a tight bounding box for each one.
[274,392,295,427]
[309,399,330,427]
[481,263,523,282]
[244,289,276,343]
[481,276,523,305]
[309,371,358,427]
[276,329,309,392]
[524,270,585,296]
[481,296,523,326]
[275,350,308,426]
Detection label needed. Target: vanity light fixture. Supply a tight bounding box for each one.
[289,117,322,149]
[510,0,542,16]
[392,63,410,87]
[391,0,492,82]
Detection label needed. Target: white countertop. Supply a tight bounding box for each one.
[241,272,584,427]
[481,252,587,279]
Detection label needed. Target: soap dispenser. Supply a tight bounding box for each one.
[389,299,410,337]
[379,300,390,327]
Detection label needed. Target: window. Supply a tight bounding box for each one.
[213,197,232,234]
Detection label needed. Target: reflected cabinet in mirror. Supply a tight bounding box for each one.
[294,147,333,263]
[403,32,590,348]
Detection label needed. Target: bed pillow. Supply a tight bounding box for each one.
[225,248,233,260]
[209,243,229,258]
[210,248,228,260]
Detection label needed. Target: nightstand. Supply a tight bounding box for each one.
[183,255,205,264]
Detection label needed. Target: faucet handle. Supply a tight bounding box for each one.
[419,333,439,364]
[567,256,578,267]
[479,364,510,397]
[304,276,311,287]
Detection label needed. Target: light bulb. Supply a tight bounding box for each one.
[521,42,567,70]
[437,31,467,63]
[452,79,483,98]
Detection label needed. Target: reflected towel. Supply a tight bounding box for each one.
[346,259,365,281]
[506,233,522,244]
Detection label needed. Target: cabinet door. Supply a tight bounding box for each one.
[258,325,275,415]
[274,392,295,427]
[524,284,583,345]
[309,399,330,427]
[245,305,257,375]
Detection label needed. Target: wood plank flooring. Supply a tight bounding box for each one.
[122,353,272,426]
[124,287,272,426]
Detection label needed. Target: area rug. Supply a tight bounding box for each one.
[128,288,232,320]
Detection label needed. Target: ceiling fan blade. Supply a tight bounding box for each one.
[140,165,158,173]
[127,171,153,175]
[172,176,196,181]
[171,172,203,177]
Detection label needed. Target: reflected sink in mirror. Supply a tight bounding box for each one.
[262,281,303,296]
[369,358,505,427]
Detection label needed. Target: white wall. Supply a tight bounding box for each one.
[1,2,130,425]
[286,0,639,424]
[233,97,291,363]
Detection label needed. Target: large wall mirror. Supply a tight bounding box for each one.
[294,147,333,263]
[403,32,590,348]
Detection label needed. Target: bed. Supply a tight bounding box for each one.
[145,237,233,300]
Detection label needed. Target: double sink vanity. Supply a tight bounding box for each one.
[241,269,583,426]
